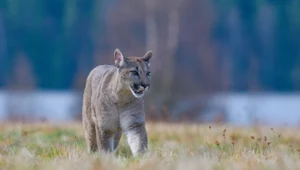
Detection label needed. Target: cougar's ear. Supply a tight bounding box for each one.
[114,48,126,68]
[143,50,152,63]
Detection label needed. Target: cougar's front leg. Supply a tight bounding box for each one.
[123,121,148,156]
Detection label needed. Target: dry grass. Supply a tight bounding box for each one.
[0,122,300,170]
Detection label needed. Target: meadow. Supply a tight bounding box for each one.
[0,122,299,170]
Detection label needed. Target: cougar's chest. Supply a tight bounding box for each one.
[98,99,121,132]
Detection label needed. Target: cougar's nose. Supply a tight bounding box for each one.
[133,84,140,90]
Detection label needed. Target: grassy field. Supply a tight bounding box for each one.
[0,122,299,170]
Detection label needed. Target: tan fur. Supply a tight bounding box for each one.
[82,49,152,156]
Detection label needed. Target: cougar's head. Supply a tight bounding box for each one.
[114,48,152,98]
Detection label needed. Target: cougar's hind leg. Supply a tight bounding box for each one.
[84,121,98,153]
[95,126,114,153]
[113,131,122,151]
[82,75,97,153]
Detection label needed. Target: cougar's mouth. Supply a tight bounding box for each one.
[129,85,145,98]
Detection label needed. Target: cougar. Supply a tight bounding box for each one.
[82,49,152,156]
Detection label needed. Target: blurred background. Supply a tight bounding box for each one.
[0,0,300,126]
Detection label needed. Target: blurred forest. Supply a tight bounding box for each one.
[1,0,300,120]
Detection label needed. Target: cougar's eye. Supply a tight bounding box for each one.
[131,71,139,76]
[146,72,151,77]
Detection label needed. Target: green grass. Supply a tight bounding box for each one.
[0,122,299,170]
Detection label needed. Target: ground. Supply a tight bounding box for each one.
[0,122,299,170]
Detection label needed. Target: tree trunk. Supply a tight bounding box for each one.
[161,0,182,105]
[0,12,7,85]
[144,0,159,72]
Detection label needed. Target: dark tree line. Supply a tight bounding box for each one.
[213,0,300,91]
[0,0,300,107]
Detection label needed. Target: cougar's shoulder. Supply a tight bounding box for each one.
[88,65,117,91]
